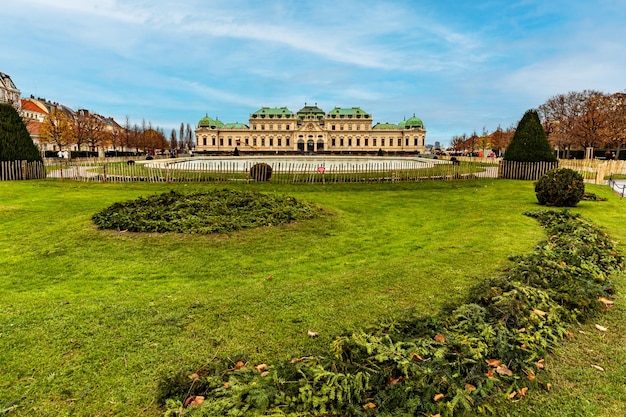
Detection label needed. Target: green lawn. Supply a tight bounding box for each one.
[1,179,625,416]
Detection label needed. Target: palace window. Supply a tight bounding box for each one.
[286,125,289,130]
[202,138,206,146]
[261,125,265,130]
[340,138,344,147]
[228,138,232,146]
[286,138,290,146]
[364,138,368,147]
[269,138,273,146]
[332,138,336,146]
[405,138,409,146]
[381,138,385,146]
[278,138,282,146]
[253,138,257,146]
[348,138,352,146]
[414,138,418,146]
[340,125,344,130]
[220,138,224,146]
[373,138,376,147]
[245,138,249,145]
[397,138,401,146]
[261,138,266,146]
[212,138,216,146]
[332,125,336,130]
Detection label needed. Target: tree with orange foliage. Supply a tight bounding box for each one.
[601,92,626,159]
[39,108,75,153]
[75,110,107,154]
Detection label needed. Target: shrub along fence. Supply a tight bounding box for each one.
[0,160,46,180]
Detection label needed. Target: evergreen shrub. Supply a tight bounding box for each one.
[535,168,585,207]
[161,210,622,417]
[504,109,556,163]
[0,103,42,163]
[250,162,273,181]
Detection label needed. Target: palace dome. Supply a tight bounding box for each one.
[404,114,424,129]
[198,114,214,128]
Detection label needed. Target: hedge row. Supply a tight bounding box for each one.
[160,210,622,417]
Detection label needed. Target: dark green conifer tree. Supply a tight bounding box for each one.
[503,109,556,162]
[0,103,42,162]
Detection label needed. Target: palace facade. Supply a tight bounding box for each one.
[195,104,426,154]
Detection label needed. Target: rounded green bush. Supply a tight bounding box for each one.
[535,168,585,207]
[250,162,272,181]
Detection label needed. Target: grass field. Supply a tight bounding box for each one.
[1,179,625,416]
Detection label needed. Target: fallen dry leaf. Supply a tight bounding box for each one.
[411,352,424,361]
[535,359,545,369]
[191,396,205,407]
[434,334,446,343]
[388,376,403,385]
[234,361,245,370]
[531,308,547,317]
[524,369,536,381]
[598,297,614,307]
[362,402,376,410]
[464,383,476,392]
[547,383,552,391]
[190,373,199,380]
[486,368,495,378]
[434,393,444,402]
[255,364,268,372]
[591,364,605,372]
[496,364,513,377]
[595,324,608,332]
[184,396,205,408]
[261,371,269,377]
[518,387,528,397]
[508,391,517,399]
[307,330,319,338]
[485,359,502,367]
[223,381,230,388]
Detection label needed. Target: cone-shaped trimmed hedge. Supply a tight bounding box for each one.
[0,103,42,163]
[501,109,557,180]
[0,103,45,180]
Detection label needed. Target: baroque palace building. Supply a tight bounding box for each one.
[195,104,426,154]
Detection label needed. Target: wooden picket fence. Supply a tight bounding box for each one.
[0,160,46,180]
[43,157,499,184]
[6,156,623,185]
[448,156,626,184]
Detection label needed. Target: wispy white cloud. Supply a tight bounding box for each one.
[3,0,626,144]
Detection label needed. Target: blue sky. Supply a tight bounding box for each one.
[2,0,625,146]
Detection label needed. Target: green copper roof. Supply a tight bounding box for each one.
[398,118,406,128]
[223,122,249,129]
[327,107,369,117]
[297,103,325,116]
[252,107,294,116]
[198,114,214,127]
[373,122,398,130]
[404,114,424,129]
